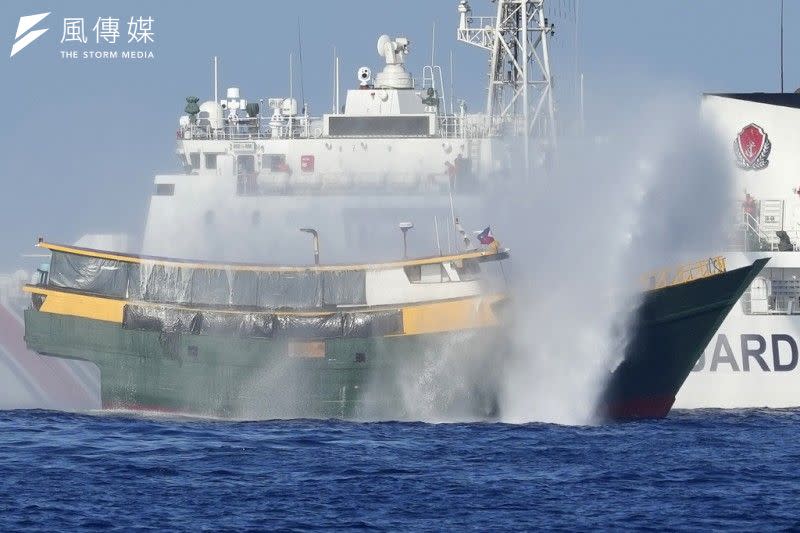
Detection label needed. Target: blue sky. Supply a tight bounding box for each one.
[0,0,795,269]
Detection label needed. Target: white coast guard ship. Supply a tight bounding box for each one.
[146,32,509,264]
[676,92,800,409]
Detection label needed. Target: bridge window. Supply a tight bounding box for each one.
[155,183,174,196]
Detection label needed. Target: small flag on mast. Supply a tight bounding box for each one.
[477,227,494,245]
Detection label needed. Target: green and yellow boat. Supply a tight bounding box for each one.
[22,241,767,421]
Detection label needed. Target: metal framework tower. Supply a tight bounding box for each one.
[457,0,556,155]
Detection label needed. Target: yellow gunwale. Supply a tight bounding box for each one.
[24,285,507,334]
[23,284,507,318]
[37,242,510,273]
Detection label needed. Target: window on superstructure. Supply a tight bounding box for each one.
[403,264,450,283]
[189,152,200,170]
[264,154,287,172]
[454,260,481,282]
[205,153,217,169]
[155,183,174,196]
[237,155,255,174]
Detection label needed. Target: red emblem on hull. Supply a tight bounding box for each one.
[734,123,771,170]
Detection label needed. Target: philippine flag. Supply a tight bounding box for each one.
[477,227,494,245]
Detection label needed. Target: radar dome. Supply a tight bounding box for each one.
[377,34,391,57]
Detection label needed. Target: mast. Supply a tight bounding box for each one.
[780,0,784,93]
[457,0,556,169]
[213,56,218,104]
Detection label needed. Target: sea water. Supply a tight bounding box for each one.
[0,409,797,530]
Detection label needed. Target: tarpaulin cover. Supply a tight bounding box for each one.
[136,264,193,304]
[191,268,231,305]
[231,271,260,306]
[256,271,322,308]
[49,251,129,297]
[273,314,343,339]
[122,304,402,339]
[194,311,274,337]
[342,310,402,337]
[48,249,368,309]
[123,304,274,337]
[323,270,366,305]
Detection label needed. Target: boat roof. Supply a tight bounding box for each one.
[703,92,800,109]
[37,241,510,273]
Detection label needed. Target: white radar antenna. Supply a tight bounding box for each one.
[457,0,556,164]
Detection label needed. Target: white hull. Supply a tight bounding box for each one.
[677,310,800,409]
[677,252,800,408]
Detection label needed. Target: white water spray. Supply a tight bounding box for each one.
[489,93,734,425]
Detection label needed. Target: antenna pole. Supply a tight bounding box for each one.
[289,53,293,101]
[431,22,436,77]
[434,216,442,256]
[297,18,305,110]
[580,72,585,134]
[449,50,455,116]
[336,55,340,112]
[780,0,784,93]
[213,56,218,103]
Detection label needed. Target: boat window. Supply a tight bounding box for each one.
[743,267,800,315]
[48,251,129,298]
[237,155,255,174]
[328,116,430,137]
[404,265,421,282]
[404,264,450,284]
[205,153,217,169]
[189,152,200,169]
[454,259,481,281]
[155,183,174,196]
[263,154,287,172]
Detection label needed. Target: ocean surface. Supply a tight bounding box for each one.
[0,409,798,531]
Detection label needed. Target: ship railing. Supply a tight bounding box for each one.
[179,119,323,141]
[730,211,777,252]
[438,116,468,138]
[235,173,455,196]
[457,16,497,49]
[642,256,727,291]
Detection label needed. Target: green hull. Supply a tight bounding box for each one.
[24,310,504,420]
[598,258,769,419]
[23,258,769,421]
